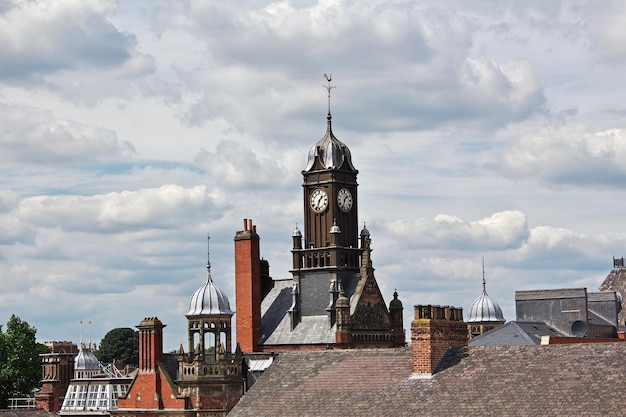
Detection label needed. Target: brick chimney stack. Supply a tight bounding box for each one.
[234,218,262,352]
[137,317,166,372]
[411,305,467,375]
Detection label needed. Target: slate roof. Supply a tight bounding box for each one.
[599,266,626,324]
[0,412,57,417]
[469,321,564,346]
[260,279,337,346]
[229,343,626,417]
[259,279,292,345]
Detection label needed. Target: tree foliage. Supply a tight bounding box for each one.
[96,327,138,365]
[0,315,48,408]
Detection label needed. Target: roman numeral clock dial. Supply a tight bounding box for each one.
[310,188,328,212]
[337,188,353,212]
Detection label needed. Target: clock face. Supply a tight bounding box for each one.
[310,188,328,212]
[337,188,353,212]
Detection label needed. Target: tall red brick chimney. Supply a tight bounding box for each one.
[234,218,262,353]
[411,305,467,375]
[137,317,165,372]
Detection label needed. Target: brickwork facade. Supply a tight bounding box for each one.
[35,341,78,412]
[411,305,468,375]
[234,219,262,353]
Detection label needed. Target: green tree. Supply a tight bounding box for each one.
[96,327,138,365]
[0,315,48,408]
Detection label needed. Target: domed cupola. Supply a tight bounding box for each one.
[75,345,99,371]
[74,321,100,379]
[187,237,234,318]
[183,236,237,368]
[304,112,356,172]
[468,270,505,323]
[304,76,357,173]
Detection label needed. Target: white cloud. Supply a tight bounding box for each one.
[0,101,136,165]
[497,126,626,188]
[387,210,529,250]
[194,140,295,188]
[17,184,218,232]
[0,0,135,80]
[587,2,626,64]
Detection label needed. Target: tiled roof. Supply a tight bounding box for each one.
[469,321,564,346]
[260,279,337,346]
[599,267,626,324]
[262,315,336,346]
[229,343,626,417]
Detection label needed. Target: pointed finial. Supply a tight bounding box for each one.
[79,320,83,347]
[482,257,486,292]
[323,73,336,116]
[88,320,92,350]
[206,233,212,282]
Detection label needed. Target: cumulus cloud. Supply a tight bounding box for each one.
[0,102,136,165]
[153,0,545,136]
[496,126,626,188]
[386,210,529,250]
[458,57,544,123]
[586,2,626,64]
[17,184,219,232]
[0,189,18,212]
[511,226,626,270]
[0,0,137,81]
[194,140,295,188]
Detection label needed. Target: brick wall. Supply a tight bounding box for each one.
[137,317,165,371]
[411,305,468,375]
[234,219,262,353]
[117,372,187,410]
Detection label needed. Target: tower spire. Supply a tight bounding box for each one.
[206,233,212,283]
[482,257,486,292]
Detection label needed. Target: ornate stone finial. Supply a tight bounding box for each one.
[323,73,336,115]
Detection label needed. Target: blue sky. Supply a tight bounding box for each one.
[2,0,626,350]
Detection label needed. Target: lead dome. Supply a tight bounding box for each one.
[467,278,504,323]
[187,270,234,317]
[304,113,356,172]
[74,345,99,370]
[187,239,234,317]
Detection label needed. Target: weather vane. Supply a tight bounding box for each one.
[324,73,336,114]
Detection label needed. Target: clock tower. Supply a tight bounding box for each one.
[235,76,405,351]
[290,75,363,329]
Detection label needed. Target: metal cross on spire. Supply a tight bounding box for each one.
[324,73,336,115]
